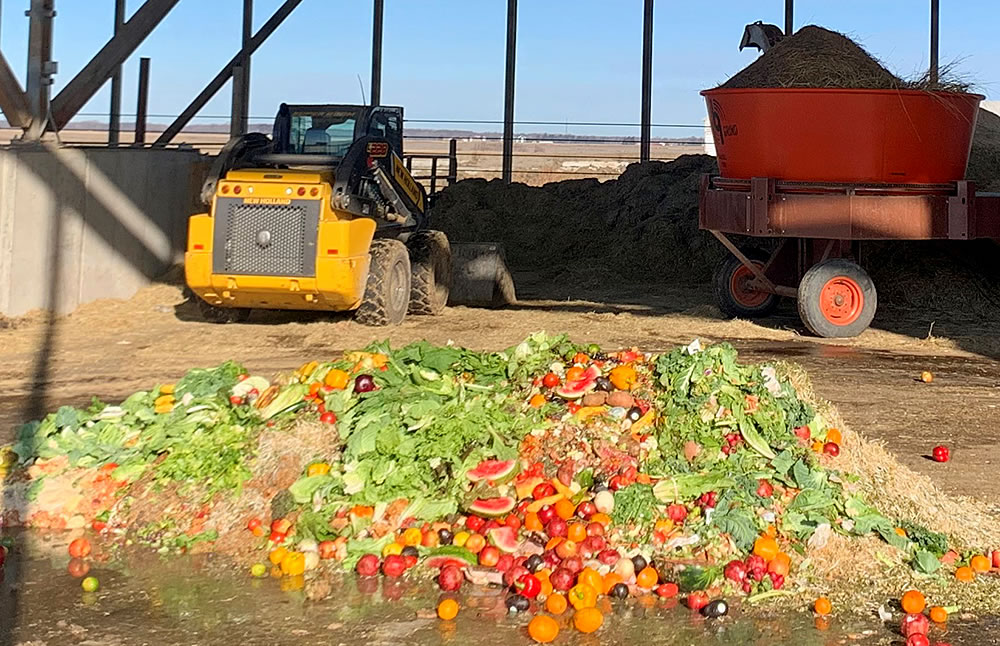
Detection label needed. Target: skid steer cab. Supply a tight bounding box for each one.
[185,103,451,326]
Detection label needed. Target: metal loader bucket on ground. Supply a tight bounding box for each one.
[448,243,517,307]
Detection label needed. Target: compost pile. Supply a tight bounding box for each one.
[3,335,998,636]
[432,155,725,285]
[720,25,901,90]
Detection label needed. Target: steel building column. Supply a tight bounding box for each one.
[370,0,383,106]
[50,0,181,130]
[230,0,252,137]
[784,0,793,36]
[154,0,303,146]
[501,0,517,184]
[929,0,939,85]
[639,0,653,163]
[134,56,149,145]
[108,0,126,146]
[25,0,56,140]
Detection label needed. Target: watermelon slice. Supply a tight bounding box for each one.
[488,526,520,553]
[425,545,477,569]
[466,458,518,483]
[467,496,516,518]
[555,365,600,399]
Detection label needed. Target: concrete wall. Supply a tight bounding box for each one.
[0,146,211,317]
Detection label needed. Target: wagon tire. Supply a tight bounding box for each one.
[356,239,412,326]
[797,258,877,338]
[713,248,779,319]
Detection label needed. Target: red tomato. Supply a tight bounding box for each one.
[67,558,90,578]
[320,411,337,424]
[91,520,107,533]
[532,482,557,500]
[229,395,243,406]
[932,445,950,462]
[542,373,561,388]
[686,591,709,611]
[68,538,91,559]
[247,518,263,532]
[271,518,292,535]
[318,540,337,559]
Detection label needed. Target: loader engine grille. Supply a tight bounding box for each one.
[212,198,319,277]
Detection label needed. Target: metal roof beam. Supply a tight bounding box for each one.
[50,0,181,130]
[0,50,30,128]
[154,0,304,147]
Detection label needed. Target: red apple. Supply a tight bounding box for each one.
[586,522,605,537]
[582,535,607,554]
[550,567,575,591]
[546,517,568,538]
[555,539,578,560]
[992,550,1000,569]
[598,548,620,565]
[575,501,597,520]
[562,555,583,574]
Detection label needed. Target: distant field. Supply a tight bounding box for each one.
[0,128,705,188]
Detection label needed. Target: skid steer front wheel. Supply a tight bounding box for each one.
[407,230,452,315]
[356,239,412,326]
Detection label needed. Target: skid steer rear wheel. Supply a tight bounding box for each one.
[197,298,251,324]
[407,230,452,315]
[355,238,412,326]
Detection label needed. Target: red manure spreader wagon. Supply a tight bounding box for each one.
[700,87,1000,337]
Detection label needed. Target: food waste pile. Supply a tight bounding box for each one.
[2,334,998,644]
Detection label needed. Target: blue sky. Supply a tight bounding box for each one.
[1,1,996,138]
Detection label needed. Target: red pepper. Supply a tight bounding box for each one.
[516,573,541,599]
[567,402,581,414]
[246,517,263,532]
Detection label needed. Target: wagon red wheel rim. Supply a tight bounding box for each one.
[730,263,769,307]
[819,276,863,326]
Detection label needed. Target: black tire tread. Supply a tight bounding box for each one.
[713,248,780,319]
[197,298,251,324]
[355,238,411,326]
[407,230,452,315]
[797,258,877,338]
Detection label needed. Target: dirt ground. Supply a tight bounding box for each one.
[1,274,998,509]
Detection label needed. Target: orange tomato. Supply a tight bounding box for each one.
[546,593,568,615]
[956,566,975,582]
[826,428,843,444]
[573,607,604,634]
[529,394,547,408]
[528,615,560,643]
[929,606,948,623]
[524,512,544,532]
[323,368,350,390]
[635,566,658,589]
[602,572,623,595]
[351,505,374,518]
[572,352,590,365]
[539,579,553,598]
[900,590,926,614]
[753,536,780,562]
[578,568,603,593]
[465,533,486,554]
[590,513,612,526]
[567,522,588,543]
[814,597,832,616]
[554,499,576,521]
[971,554,991,573]
[565,366,586,382]
[568,583,598,610]
[437,598,459,620]
[545,536,564,551]
[767,558,789,577]
[68,538,91,559]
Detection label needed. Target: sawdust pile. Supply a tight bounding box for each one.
[967,108,1000,192]
[721,25,901,90]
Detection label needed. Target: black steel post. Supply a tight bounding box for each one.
[108,0,125,146]
[784,0,793,36]
[929,0,939,85]
[230,0,253,137]
[448,138,458,183]
[370,0,383,106]
[502,0,517,184]
[134,57,150,145]
[639,0,653,163]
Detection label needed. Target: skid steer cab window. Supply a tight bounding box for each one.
[288,109,361,156]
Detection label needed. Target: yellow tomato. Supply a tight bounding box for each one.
[382,542,404,557]
[453,531,470,547]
